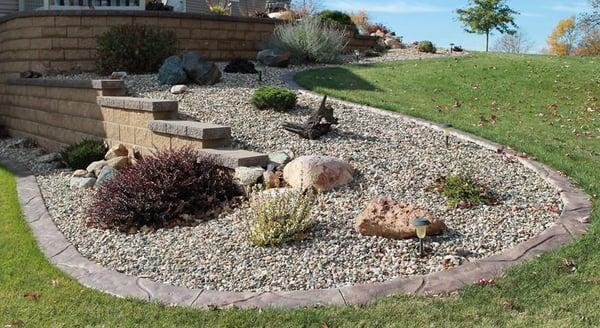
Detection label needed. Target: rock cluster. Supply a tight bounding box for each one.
[69,144,133,190]
[257,49,291,68]
[371,30,405,50]
[158,50,222,86]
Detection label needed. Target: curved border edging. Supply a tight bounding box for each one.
[0,72,592,307]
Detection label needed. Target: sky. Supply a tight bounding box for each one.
[325,0,594,53]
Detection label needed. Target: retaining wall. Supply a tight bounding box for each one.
[0,78,231,155]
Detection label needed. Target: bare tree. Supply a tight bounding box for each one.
[581,0,600,28]
[292,0,322,17]
[493,31,534,53]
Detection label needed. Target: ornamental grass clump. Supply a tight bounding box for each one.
[271,16,347,64]
[429,175,499,209]
[61,139,107,170]
[251,86,297,111]
[87,147,241,232]
[248,189,316,246]
[418,40,437,53]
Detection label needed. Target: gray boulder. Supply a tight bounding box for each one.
[234,166,265,186]
[96,166,118,187]
[182,51,222,85]
[69,176,96,189]
[158,56,189,85]
[37,152,61,163]
[257,49,291,68]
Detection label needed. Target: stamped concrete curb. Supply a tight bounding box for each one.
[0,73,592,308]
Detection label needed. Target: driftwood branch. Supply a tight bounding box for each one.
[282,96,338,140]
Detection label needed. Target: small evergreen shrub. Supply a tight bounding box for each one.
[96,24,176,75]
[61,139,107,170]
[87,147,241,232]
[316,10,358,35]
[418,40,437,53]
[271,16,347,64]
[429,175,499,208]
[248,190,316,246]
[251,86,297,111]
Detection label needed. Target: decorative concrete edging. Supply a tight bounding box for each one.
[0,73,592,308]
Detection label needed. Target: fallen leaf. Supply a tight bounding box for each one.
[23,292,41,301]
[5,320,25,328]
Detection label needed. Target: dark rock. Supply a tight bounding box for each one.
[182,50,222,85]
[224,59,258,74]
[257,49,290,67]
[20,71,42,78]
[158,56,189,85]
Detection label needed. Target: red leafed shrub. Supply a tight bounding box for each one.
[86,147,241,232]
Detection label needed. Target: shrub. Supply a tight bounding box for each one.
[418,40,437,53]
[86,147,241,232]
[248,189,316,246]
[271,16,347,64]
[365,23,390,35]
[146,0,173,10]
[252,11,270,18]
[61,139,107,170]
[208,5,228,15]
[429,175,499,208]
[251,86,297,111]
[96,24,175,75]
[316,10,358,35]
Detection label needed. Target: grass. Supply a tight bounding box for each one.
[1,52,600,327]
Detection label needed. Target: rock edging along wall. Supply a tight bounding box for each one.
[0,10,379,79]
[0,77,268,167]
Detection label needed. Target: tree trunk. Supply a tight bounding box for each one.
[486,30,489,52]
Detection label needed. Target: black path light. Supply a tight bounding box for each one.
[256,62,265,82]
[411,217,431,257]
[442,123,453,148]
[354,49,361,62]
[450,43,455,53]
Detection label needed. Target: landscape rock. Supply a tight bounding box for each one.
[384,37,403,49]
[355,197,447,240]
[106,156,130,170]
[283,155,354,192]
[268,151,292,166]
[170,84,189,94]
[235,166,265,186]
[69,176,96,189]
[158,56,189,85]
[86,160,107,177]
[224,59,258,74]
[104,144,128,160]
[257,49,291,68]
[182,50,222,85]
[72,169,87,178]
[96,166,118,187]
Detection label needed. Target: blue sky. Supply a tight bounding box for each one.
[325,0,593,52]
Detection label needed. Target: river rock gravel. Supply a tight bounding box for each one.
[0,52,560,293]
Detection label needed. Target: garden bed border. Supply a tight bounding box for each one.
[0,71,591,308]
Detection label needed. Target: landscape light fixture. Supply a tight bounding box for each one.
[256,63,264,82]
[450,43,455,53]
[354,49,361,62]
[411,217,431,257]
[442,123,452,148]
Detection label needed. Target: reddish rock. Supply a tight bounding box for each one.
[355,197,446,240]
[283,155,354,192]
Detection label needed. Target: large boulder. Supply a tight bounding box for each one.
[235,166,265,186]
[283,155,354,192]
[106,156,131,170]
[86,160,107,177]
[355,197,446,240]
[96,166,118,187]
[182,50,222,85]
[158,56,189,85]
[257,49,291,68]
[104,143,128,160]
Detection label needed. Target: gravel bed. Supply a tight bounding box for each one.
[1,51,560,293]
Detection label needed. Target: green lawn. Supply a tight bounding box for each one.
[2,52,600,327]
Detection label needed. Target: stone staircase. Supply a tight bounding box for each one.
[147,119,268,169]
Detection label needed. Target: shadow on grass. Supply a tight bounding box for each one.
[297,67,383,92]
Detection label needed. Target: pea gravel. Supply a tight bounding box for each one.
[0,51,560,292]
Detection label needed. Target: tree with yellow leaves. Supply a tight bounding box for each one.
[547,17,579,55]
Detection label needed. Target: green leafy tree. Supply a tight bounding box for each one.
[456,0,519,52]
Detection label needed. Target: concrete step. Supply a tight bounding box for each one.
[148,120,231,140]
[198,148,268,169]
